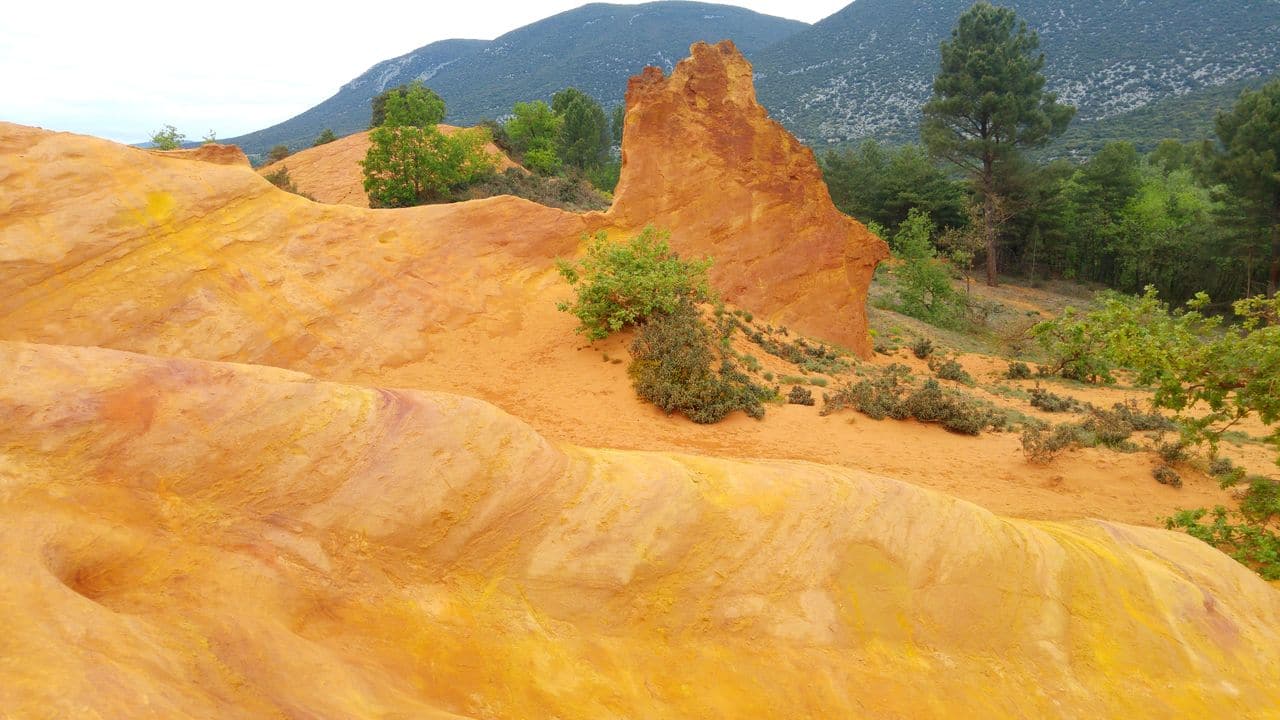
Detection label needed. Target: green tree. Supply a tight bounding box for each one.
[822,141,968,232]
[553,87,610,170]
[922,1,1075,286]
[313,129,338,146]
[370,81,445,129]
[361,88,494,207]
[150,125,185,150]
[891,209,964,328]
[1207,79,1280,296]
[505,100,562,174]
[268,145,291,163]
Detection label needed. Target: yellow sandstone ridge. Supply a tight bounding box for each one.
[1,340,1278,718]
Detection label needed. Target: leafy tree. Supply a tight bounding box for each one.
[268,145,291,163]
[150,125,185,150]
[313,129,338,146]
[370,81,445,129]
[553,87,610,170]
[890,209,964,328]
[822,140,967,232]
[505,100,562,175]
[922,1,1075,286]
[1206,79,1280,296]
[556,227,711,340]
[361,86,494,207]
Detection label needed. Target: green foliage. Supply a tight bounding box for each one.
[201,130,217,145]
[461,167,608,212]
[788,385,816,406]
[928,356,973,384]
[1206,78,1280,297]
[1020,423,1088,464]
[922,1,1075,284]
[313,129,337,146]
[553,87,611,170]
[506,101,562,174]
[1033,287,1280,465]
[586,161,621,193]
[1028,388,1080,413]
[555,228,712,340]
[611,104,625,146]
[1167,502,1280,581]
[910,337,934,360]
[628,300,769,424]
[822,368,1000,435]
[361,124,495,207]
[821,140,968,232]
[371,82,445,129]
[890,209,965,328]
[1006,361,1033,380]
[150,125,185,150]
[268,145,290,163]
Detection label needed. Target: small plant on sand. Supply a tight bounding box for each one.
[1153,465,1183,488]
[1005,361,1033,380]
[928,356,973,384]
[1028,387,1081,413]
[1020,423,1088,464]
[787,385,815,406]
[910,337,935,359]
[556,227,712,340]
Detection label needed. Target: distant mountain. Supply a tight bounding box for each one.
[226,2,806,157]
[753,0,1280,147]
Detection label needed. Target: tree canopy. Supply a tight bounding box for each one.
[370,82,445,129]
[922,1,1074,285]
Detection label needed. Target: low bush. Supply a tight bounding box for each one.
[928,356,973,384]
[911,337,935,359]
[1028,388,1081,413]
[1153,465,1183,488]
[1167,503,1280,580]
[1005,361,1033,380]
[1156,440,1189,464]
[1021,423,1089,464]
[628,301,769,423]
[788,385,815,406]
[823,370,997,435]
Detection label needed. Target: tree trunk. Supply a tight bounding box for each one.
[982,158,999,287]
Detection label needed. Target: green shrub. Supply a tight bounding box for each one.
[1006,361,1033,380]
[891,209,965,329]
[1167,505,1280,580]
[628,301,768,423]
[268,144,291,163]
[1021,423,1089,464]
[463,167,609,211]
[150,124,184,150]
[313,129,337,146]
[902,379,996,435]
[556,227,711,340]
[823,369,996,434]
[911,337,935,359]
[788,385,815,406]
[929,356,973,384]
[1028,387,1081,413]
[1156,440,1189,464]
[1154,465,1183,488]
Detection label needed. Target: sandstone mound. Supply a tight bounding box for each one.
[606,41,889,356]
[1,340,1278,718]
[256,127,521,208]
[148,142,250,166]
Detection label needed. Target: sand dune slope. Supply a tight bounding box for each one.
[2,340,1278,718]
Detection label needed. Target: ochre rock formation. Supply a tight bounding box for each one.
[256,127,521,208]
[606,41,888,356]
[149,142,250,166]
[2,340,1278,718]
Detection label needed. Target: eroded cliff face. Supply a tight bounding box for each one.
[608,41,888,356]
[1,340,1278,719]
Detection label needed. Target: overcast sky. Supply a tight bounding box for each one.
[1,0,847,144]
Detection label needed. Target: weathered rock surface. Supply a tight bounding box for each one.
[607,41,889,356]
[256,127,521,208]
[1,340,1278,719]
[148,142,250,166]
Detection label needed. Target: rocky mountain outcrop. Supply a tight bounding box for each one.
[1,340,1278,718]
[0,44,884,358]
[607,41,888,355]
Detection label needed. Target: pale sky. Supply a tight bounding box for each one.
[1,1,847,144]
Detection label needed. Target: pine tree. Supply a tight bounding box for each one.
[922,1,1074,286]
